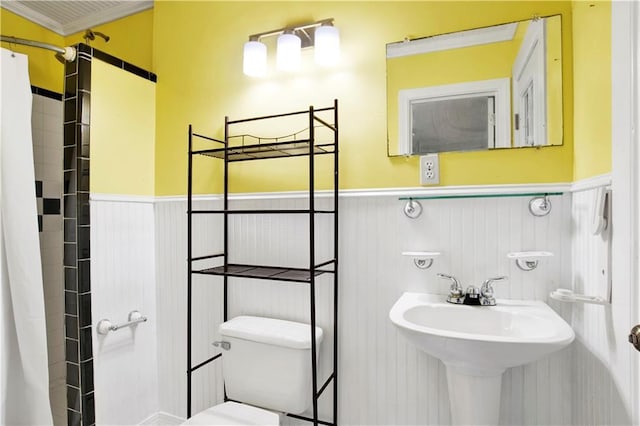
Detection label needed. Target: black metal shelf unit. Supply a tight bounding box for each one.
[186,100,339,426]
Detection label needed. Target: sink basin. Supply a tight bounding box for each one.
[390,292,575,375]
[389,292,574,425]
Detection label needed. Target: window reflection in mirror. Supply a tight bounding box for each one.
[386,15,563,156]
[411,96,493,153]
[399,78,511,153]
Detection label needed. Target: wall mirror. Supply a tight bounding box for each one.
[386,15,563,156]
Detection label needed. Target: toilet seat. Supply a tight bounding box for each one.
[182,401,279,425]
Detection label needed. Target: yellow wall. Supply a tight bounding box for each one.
[4,0,611,194]
[65,9,154,72]
[1,8,65,92]
[0,8,154,94]
[91,59,156,195]
[154,1,575,195]
[572,1,611,179]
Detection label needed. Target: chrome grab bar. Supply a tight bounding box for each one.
[97,310,147,335]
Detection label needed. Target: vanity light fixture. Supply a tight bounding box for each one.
[276,31,301,71]
[242,18,340,77]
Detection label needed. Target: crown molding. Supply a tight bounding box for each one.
[1,1,152,36]
[1,2,65,35]
[61,2,152,36]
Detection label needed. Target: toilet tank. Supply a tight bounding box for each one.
[219,316,323,415]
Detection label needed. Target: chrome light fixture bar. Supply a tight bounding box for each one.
[243,18,340,77]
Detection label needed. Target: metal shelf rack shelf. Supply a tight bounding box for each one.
[186,100,339,426]
[193,262,335,283]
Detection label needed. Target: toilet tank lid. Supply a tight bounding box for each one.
[219,316,323,349]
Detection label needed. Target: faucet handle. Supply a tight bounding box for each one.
[482,276,508,286]
[438,273,465,304]
[437,273,461,295]
[437,273,455,279]
[480,276,508,299]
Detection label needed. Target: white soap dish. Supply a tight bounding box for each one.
[402,251,441,269]
[507,251,553,271]
[550,288,609,305]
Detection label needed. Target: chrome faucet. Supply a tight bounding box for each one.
[479,276,508,306]
[438,273,508,306]
[437,273,464,304]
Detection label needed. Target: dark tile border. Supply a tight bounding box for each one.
[63,43,155,426]
[63,43,93,426]
[87,45,157,82]
[31,85,63,101]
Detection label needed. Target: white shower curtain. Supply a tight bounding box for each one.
[0,48,54,425]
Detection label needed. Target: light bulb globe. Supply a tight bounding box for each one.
[276,33,301,72]
[243,40,267,77]
[314,25,340,66]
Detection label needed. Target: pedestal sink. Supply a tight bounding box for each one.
[389,292,574,425]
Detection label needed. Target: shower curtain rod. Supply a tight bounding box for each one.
[1,35,76,61]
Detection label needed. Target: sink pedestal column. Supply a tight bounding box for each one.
[445,366,504,426]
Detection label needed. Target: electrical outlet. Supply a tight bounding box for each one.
[420,154,439,185]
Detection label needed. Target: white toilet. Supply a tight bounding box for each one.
[183,315,323,425]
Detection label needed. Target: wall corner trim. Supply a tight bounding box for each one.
[570,173,612,193]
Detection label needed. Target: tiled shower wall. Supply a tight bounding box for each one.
[31,89,66,425]
[153,193,574,425]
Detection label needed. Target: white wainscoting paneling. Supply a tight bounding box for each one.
[155,199,224,419]
[92,184,638,426]
[155,193,574,425]
[570,188,633,425]
[91,199,159,424]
